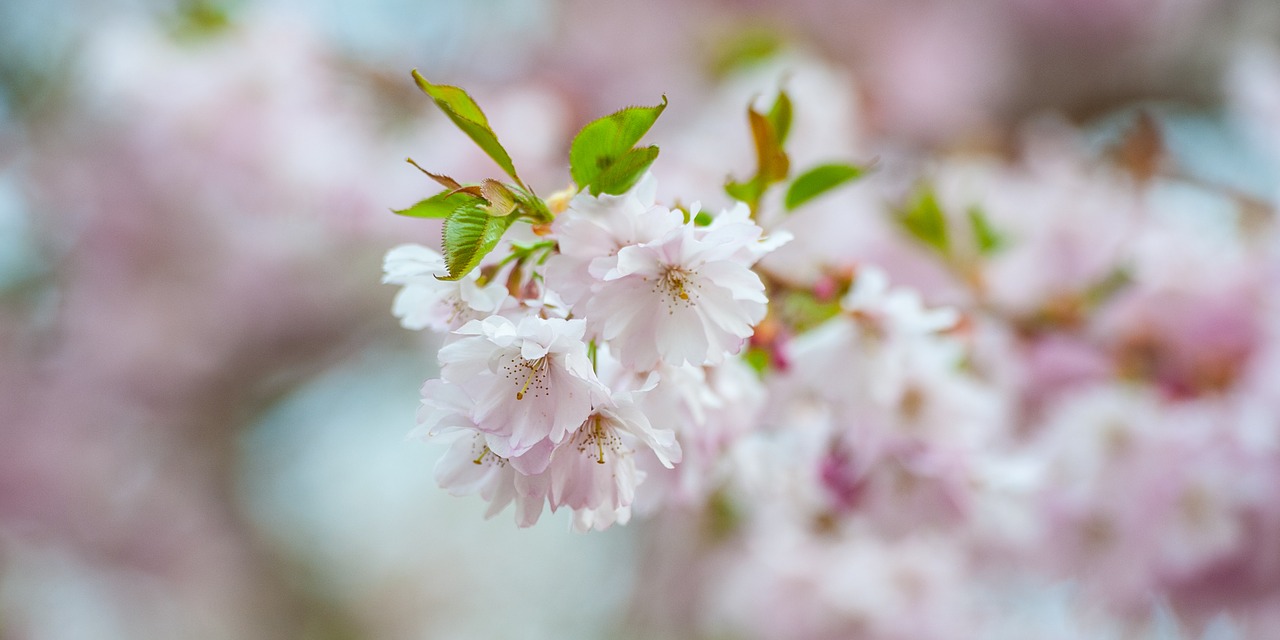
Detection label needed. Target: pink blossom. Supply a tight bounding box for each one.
[435,315,607,457]
[382,244,510,331]
[588,223,769,370]
[547,392,681,532]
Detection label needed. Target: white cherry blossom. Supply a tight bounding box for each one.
[382,244,510,331]
[546,391,682,531]
[695,201,794,266]
[412,379,553,526]
[543,173,684,308]
[434,431,553,527]
[587,224,769,370]
[840,265,958,337]
[436,315,608,457]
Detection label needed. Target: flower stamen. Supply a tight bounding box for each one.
[666,269,691,300]
[515,356,547,400]
[593,419,607,464]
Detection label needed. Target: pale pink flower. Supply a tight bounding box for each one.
[840,265,959,337]
[704,524,974,640]
[786,266,960,413]
[568,501,632,532]
[824,438,973,535]
[931,138,1141,317]
[434,432,553,527]
[411,379,553,526]
[1027,385,1275,610]
[543,173,684,308]
[413,378,555,473]
[412,378,480,439]
[382,244,510,332]
[436,315,607,457]
[586,224,769,370]
[694,201,794,266]
[546,391,681,532]
[629,358,766,511]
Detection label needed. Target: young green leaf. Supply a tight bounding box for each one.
[710,28,784,78]
[784,163,864,211]
[169,0,232,41]
[724,96,791,214]
[743,346,772,378]
[439,202,518,280]
[569,97,667,194]
[392,190,485,219]
[404,159,486,197]
[766,90,792,146]
[896,186,950,256]
[411,71,521,184]
[747,107,789,184]
[1082,267,1132,308]
[724,177,763,207]
[592,145,660,196]
[779,289,844,333]
[480,179,518,217]
[966,206,1006,256]
[509,186,553,224]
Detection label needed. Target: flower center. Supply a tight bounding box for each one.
[447,295,470,324]
[500,354,551,400]
[654,266,699,314]
[575,415,624,464]
[515,356,548,400]
[468,436,507,467]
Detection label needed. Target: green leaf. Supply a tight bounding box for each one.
[592,145,660,196]
[570,97,667,193]
[897,186,950,256]
[392,190,484,218]
[966,206,1006,256]
[766,90,792,146]
[710,28,784,78]
[480,179,518,216]
[412,70,521,183]
[784,163,864,210]
[743,346,772,378]
[169,0,232,41]
[747,107,789,183]
[724,178,762,206]
[439,202,517,280]
[779,290,844,333]
[1082,267,1132,308]
[725,99,791,214]
[704,488,743,540]
[692,211,714,227]
[508,185,553,223]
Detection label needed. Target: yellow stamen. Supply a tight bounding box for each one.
[515,357,545,400]
[667,271,690,300]
[595,421,606,465]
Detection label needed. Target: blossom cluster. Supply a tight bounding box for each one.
[386,174,789,531]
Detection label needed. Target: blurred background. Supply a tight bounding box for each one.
[3,0,1280,638]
